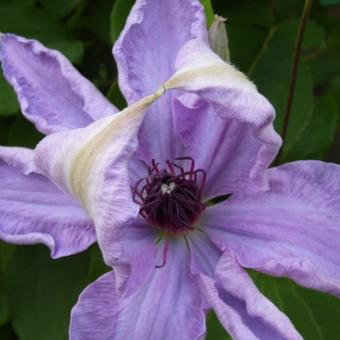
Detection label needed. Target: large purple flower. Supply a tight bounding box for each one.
[1,1,340,339]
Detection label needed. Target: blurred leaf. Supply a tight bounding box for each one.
[0,74,19,116]
[0,1,84,63]
[200,0,214,26]
[206,311,231,340]
[0,242,15,273]
[251,271,340,339]
[249,20,314,159]
[272,0,304,20]
[308,49,340,86]
[213,0,274,28]
[0,322,17,340]
[48,40,84,64]
[107,80,127,110]
[0,3,70,41]
[302,20,326,50]
[7,116,43,148]
[0,286,9,326]
[228,24,268,72]
[110,0,134,43]
[320,0,340,5]
[87,245,109,283]
[327,24,340,51]
[5,246,92,340]
[330,76,340,115]
[283,94,338,161]
[85,0,113,45]
[39,0,80,17]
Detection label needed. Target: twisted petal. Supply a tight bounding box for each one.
[70,239,206,340]
[199,250,301,340]
[34,92,164,265]
[113,0,207,162]
[204,161,340,296]
[0,33,118,134]
[167,39,282,197]
[0,147,95,258]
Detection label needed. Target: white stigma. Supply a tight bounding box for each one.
[161,182,176,195]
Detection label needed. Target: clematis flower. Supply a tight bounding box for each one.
[1,0,340,339]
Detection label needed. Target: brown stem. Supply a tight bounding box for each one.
[275,0,313,164]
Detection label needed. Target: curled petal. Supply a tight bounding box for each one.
[0,147,95,258]
[35,91,164,265]
[167,39,282,197]
[0,33,118,134]
[199,250,302,340]
[70,239,206,340]
[113,0,207,162]
[204,161,340,296]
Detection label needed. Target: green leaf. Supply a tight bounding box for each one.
[107,80,127,110]
[302,20,326,50]
[39,0,80,17]
[85,0,114,45]
[7,116,44,148]
[228,24,268,72]
[213,0,274,28]
[110,0,135,43]
[0,73,19,116]
[87,245,110,283]
[200,0,214,26]
[249,20,315,159]
[5,245,92,340]
[0,1,84,63]
[0,322,17,340]
[0,286,9,327]
[330,76,340,115]
[251,271,340,339]
[320,0,340,5]
[206,311,231,340]
[0,242,15,273]
[48,40,84,64]
[283,94,338,161]
[272,0,304,21]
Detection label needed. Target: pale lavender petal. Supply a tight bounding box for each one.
[34,93,163,266]
[0,146,95,258]
[114,218,157,295]
[70,239,206,340]
[0,33,118,134]
[204,161,340,296]
[199,250,302,340]
[166,39,282,198]
[113,0,207,162]
[70,272,117,340]
[188,229,222,278]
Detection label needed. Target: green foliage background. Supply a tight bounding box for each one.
[0,0,340,339]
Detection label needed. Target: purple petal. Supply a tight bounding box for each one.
[113,0,207,162]
[188,229,222,278]
[70,272,117,340]
[34,94,163,266]
[166,39,282,197]
[114,218,157,295]
[200,250,302,340]
[70,239,206,340]
[204,161,340,296]
[0,147,95,258]
[0,33,118,134]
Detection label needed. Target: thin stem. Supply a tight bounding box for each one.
[275,0,313,164]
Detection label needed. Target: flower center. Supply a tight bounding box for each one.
[133,157,206,234]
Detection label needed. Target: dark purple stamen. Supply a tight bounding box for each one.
[133,157,206,234]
